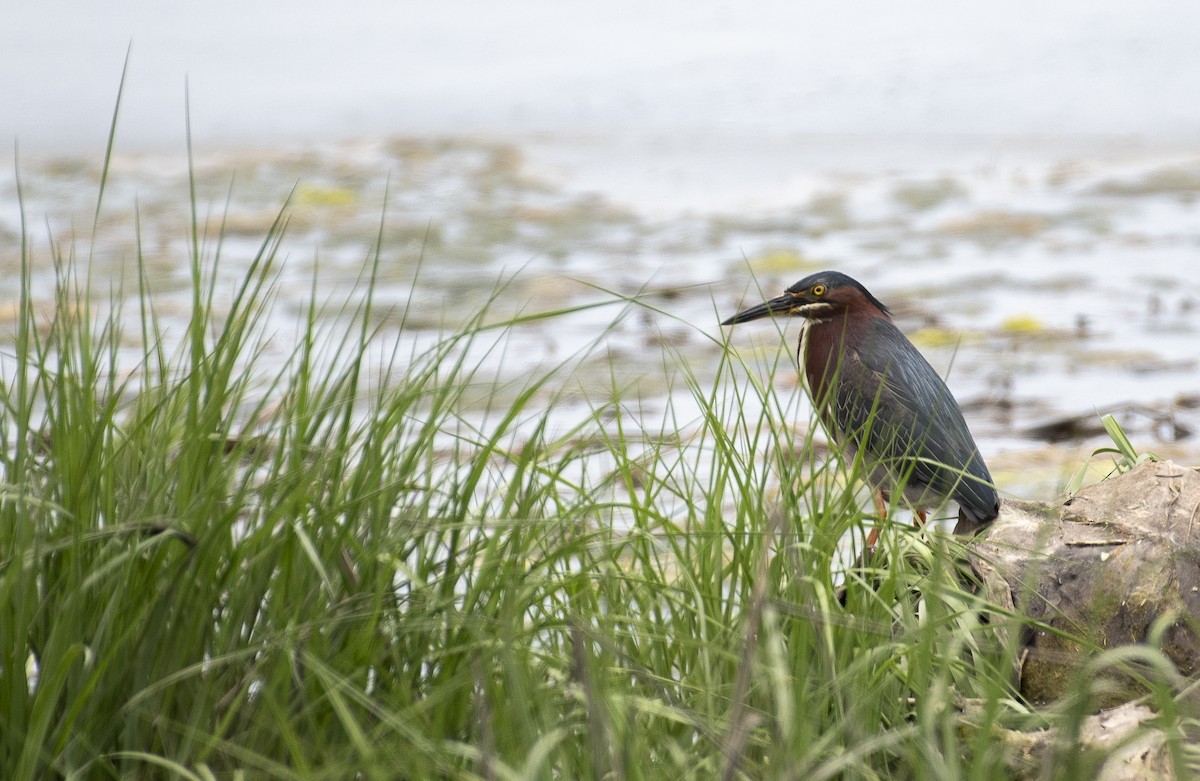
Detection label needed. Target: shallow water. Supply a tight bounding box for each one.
[1,134,1198,505]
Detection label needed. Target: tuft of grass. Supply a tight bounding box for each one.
[2,129,1196,780]
[1064,413,1160,494]
[1094,412,1160,472]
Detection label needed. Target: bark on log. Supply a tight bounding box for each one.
[969,460,1200,705]
[959,700,1176,780]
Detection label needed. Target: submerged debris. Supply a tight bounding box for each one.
[1023,401,1194,443]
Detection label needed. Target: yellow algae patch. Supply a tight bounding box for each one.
[746,248,819,275]
[1000,315,1046,335]
[295,184,358,208]
[909,327,970,349]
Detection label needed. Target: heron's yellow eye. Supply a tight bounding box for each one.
[812,284,826,296]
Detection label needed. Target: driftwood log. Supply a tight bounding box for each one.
[970,460,1200,703]
[962,461,1200,779]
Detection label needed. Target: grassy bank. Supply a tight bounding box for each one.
[0,148,1194,780]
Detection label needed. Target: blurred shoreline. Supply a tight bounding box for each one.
[7,130,1200,215]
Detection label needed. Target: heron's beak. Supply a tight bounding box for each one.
[721,294,797,326]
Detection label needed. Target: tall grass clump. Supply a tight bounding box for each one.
[2,148,1196,780]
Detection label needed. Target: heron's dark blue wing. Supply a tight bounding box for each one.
[832,317,998,520]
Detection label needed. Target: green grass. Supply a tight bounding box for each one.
[2,130,1197,779]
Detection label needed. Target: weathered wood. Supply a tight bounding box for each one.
[959,700,1176,780]
[969,460,1200,704]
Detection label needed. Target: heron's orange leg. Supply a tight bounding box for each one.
[866,490,888,547]
[868,499,928,546]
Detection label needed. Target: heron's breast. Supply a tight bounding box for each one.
[798,317,841,403]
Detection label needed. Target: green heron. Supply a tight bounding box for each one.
[722,270,999,539]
